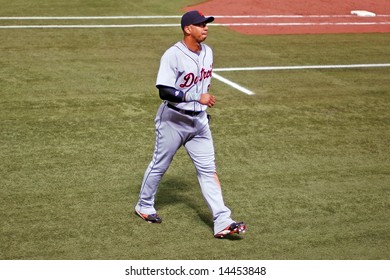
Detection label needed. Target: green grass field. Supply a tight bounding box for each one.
[1,1,389,260]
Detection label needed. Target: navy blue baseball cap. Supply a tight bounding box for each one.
[181,10,214,30]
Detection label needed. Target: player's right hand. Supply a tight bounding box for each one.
[199,93,216,107]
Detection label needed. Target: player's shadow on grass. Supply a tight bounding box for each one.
[157,177,214,231]
[156,177,245,241]
[140,177,245,241]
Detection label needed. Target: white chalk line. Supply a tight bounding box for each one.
[216,22,390,27]
[1,14,390,29]
[0,15,181,20]
[2,22,390,29]
[214,63,390,72]
[0,24,179,29]
[215,14,390,18]
[1,15,390,20]
[213,64,390,95]
[213,73,255,96]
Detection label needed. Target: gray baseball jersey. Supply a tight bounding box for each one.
[156,41,213,111]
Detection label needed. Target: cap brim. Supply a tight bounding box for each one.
[205,16,215,23]
[193,16,215,25]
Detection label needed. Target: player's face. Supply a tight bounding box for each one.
[190,22,209,42]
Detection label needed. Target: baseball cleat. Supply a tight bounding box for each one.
[135,210,162,224]
[214,222,247,238]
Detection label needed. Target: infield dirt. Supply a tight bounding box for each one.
[185,0,390,35]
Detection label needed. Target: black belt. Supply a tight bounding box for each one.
[167,103,203,116]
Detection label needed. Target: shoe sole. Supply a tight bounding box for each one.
[215,223,247,238]
[135,210,162,224]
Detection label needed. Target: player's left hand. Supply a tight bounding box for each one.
[199,93,216,107]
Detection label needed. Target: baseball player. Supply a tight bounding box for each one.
[134,10,246,238]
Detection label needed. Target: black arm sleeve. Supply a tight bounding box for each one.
[157,85,185,103]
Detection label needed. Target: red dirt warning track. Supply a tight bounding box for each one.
[185,0,390,35]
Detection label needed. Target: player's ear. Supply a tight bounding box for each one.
[184,25,191,34]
